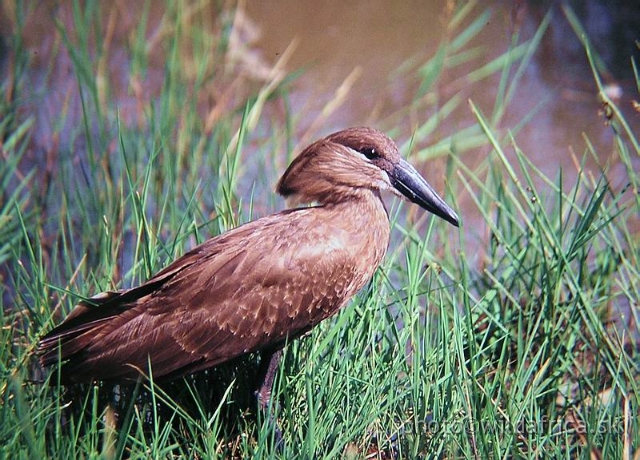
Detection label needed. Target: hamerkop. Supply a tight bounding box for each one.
[38,127,459,409]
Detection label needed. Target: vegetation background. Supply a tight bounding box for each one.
[0,1,638,458]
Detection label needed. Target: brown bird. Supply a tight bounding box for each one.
[38,127,459,408]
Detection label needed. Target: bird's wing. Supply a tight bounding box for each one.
[39,208,364,382]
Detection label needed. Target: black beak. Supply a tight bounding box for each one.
[390,159,459,227]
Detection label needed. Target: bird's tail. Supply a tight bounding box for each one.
[38,291,126,368]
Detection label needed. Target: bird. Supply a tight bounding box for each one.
[38,126,459,410]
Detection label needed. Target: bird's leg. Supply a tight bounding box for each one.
[255,349,282,412]
[255,349,283,446]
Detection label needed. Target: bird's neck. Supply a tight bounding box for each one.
[320,190,391,267]
[331,189,388,222]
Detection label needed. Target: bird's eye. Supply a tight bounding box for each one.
[360,147,378,160]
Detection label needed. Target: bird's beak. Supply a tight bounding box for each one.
[390,159,459,227]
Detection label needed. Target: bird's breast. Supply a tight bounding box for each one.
[308,195,391,294]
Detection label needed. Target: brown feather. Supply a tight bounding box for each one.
[39,200,389,383]
[38,127,458,384]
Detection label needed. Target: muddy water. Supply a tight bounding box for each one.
[244,0,639,267]
[244,0,638,178]
[4,1,638,244]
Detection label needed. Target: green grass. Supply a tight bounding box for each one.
[1,1,638,458]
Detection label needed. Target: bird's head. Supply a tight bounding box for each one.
[277,127,459,227]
